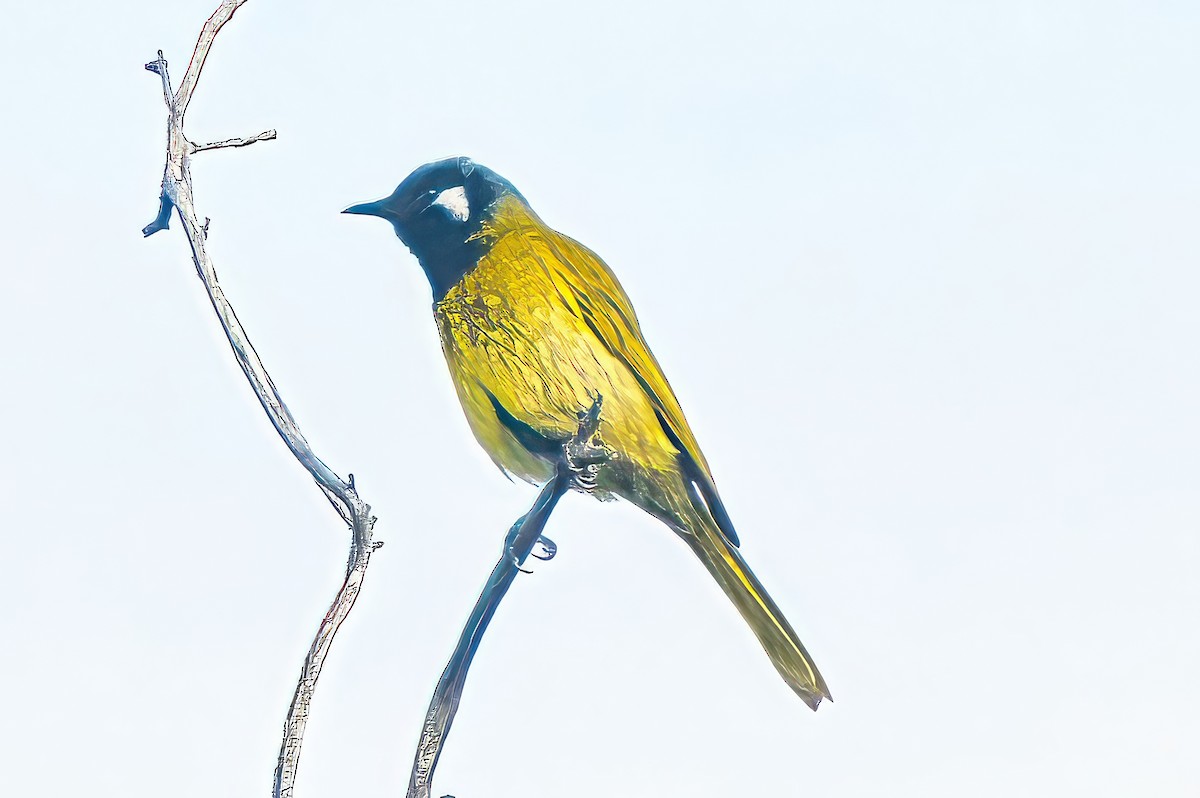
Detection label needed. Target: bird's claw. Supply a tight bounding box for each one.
[508,547,533,574]
[506,535,555,570]
[531,535,557,561]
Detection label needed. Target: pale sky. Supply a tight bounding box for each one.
[1,1,1197,796]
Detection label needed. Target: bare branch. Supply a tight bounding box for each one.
[142,3,377,797]
[174,0,251,120]
[407,398,609,798]
[192,129,278,153]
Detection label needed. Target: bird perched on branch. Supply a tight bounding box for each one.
[345,157,830,709]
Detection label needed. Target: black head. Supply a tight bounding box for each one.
[344,156,526,300]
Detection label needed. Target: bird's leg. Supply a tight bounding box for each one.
[535,396,610,558]
[564,393,612,492]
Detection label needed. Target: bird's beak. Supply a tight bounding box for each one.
[342,199,390,218]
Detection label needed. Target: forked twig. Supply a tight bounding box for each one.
[408,397,609,798]
[141,3,379,797]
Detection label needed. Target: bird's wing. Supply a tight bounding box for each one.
[540,231,742,547]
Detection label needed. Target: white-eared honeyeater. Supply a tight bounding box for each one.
[345,157,830,709]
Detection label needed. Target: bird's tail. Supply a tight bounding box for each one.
[681,514,831,710]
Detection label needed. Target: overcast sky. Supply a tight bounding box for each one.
[1,1,1197,796]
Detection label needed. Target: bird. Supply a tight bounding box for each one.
[345,156,830,709]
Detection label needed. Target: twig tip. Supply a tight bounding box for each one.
[144,51,168,75]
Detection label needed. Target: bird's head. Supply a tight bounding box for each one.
[344,156,526,300]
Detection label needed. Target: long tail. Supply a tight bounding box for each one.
[681,513,831,710]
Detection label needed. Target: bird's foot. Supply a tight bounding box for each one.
[565,394,612,490]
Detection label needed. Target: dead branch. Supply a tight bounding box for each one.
[193,129,278,153]
[142,3,379,797]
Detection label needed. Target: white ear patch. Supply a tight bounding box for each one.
[432,185,470,222]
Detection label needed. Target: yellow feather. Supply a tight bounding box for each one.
[436,195,683,487]
[432,194,830,707]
